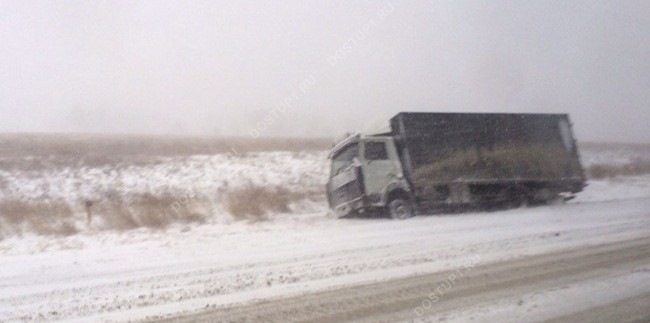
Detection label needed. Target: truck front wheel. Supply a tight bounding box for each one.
[388,198,414,220]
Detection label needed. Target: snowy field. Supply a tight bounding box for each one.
[0,136,330,238]
[0,140,649,322]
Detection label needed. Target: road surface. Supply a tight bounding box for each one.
[2,198,650,322]
[160,236,650,323]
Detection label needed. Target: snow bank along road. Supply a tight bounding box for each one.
[1,197,650,322]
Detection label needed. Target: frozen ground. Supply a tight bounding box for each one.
[0,150,329,237]
[0,175,649,322]
[0,143,649,322]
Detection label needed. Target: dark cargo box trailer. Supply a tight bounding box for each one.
[390,112,585,208]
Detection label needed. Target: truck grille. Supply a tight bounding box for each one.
[327,167,364,209]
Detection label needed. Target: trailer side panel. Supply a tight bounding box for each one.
[390,112,584,204]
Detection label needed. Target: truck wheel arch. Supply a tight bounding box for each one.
[385,187,414,207]
[386,189,415,219]
[386,188,408,201]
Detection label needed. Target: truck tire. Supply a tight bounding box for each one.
[388,198,414,220]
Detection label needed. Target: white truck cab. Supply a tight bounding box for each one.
[327,134,413,219]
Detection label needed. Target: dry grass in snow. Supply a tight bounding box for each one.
[0,135,330,239]
[224,185,322,221]
[587,160,650,179]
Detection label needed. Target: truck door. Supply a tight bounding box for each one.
[361,139,399,200]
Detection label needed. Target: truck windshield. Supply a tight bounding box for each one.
[331,143,359,176]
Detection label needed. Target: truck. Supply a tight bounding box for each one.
[326,112,586,219]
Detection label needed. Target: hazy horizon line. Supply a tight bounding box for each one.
[0,131,649,146]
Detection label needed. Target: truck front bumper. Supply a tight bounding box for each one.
[333,197,366,217]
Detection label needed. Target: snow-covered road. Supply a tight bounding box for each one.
[1,181,649,322]
[165,236,650,323]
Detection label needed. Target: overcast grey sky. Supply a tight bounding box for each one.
[1,0,649,142]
